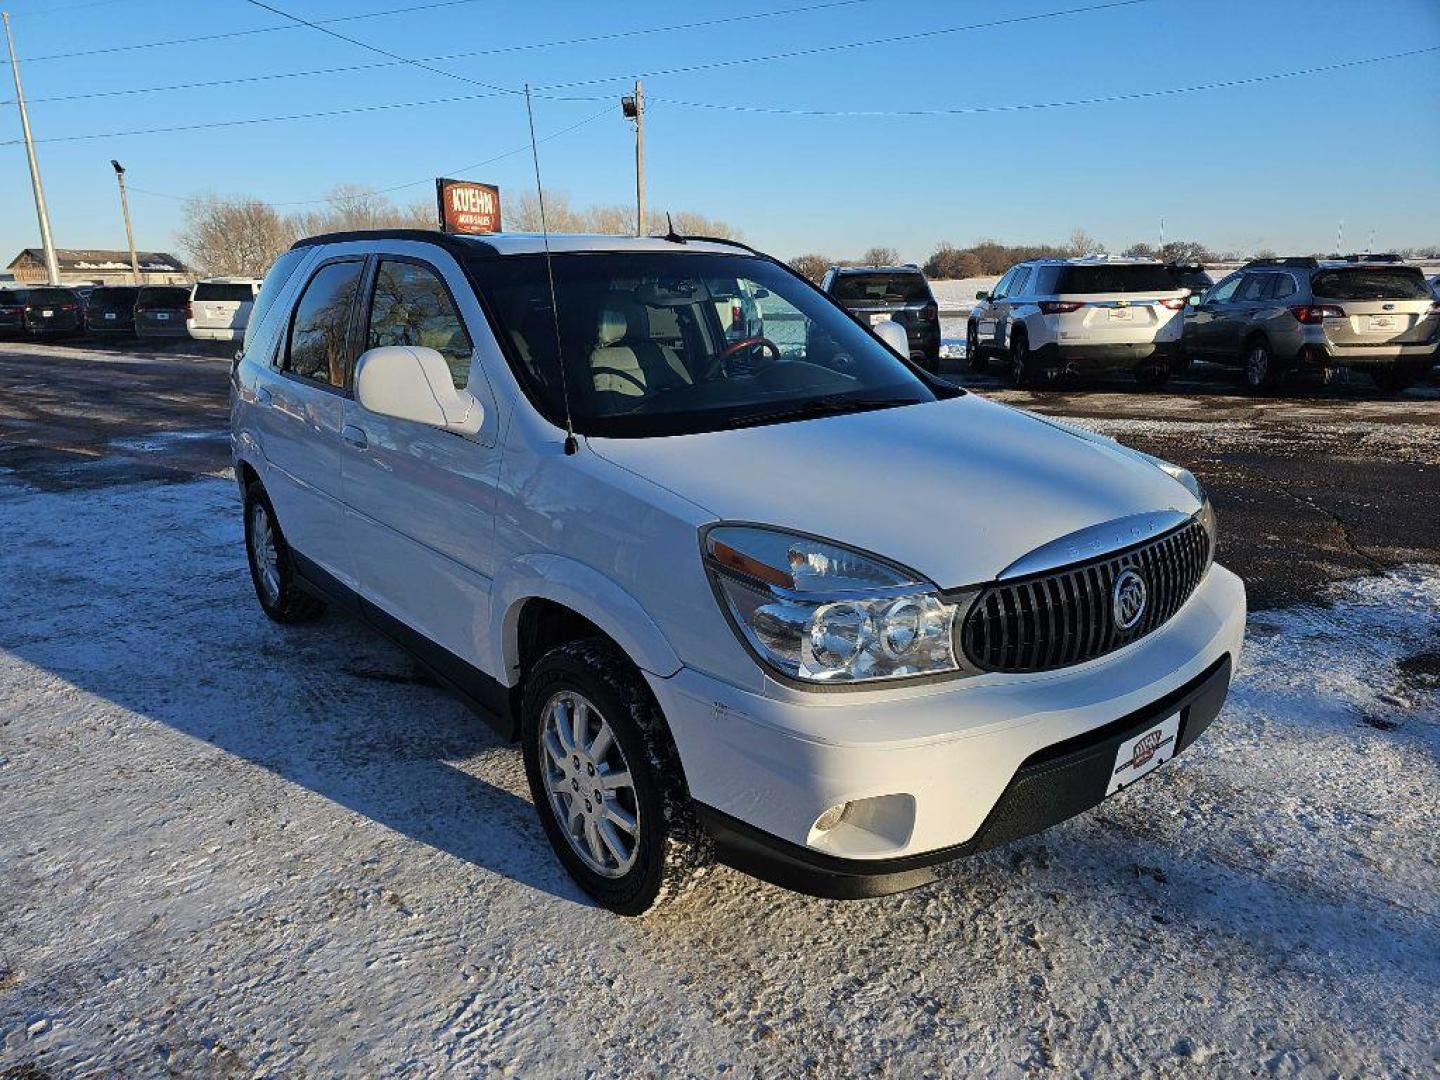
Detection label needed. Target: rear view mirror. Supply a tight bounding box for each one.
[355,345,483,436]
[974,290,989,301]
[873,319,910,357]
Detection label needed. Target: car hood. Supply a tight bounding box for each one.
[588,394,1199,587]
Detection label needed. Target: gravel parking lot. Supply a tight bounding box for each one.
[1,340,1437,1078]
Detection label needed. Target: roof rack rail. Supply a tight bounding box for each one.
[1336,252,1403,263]
[1241,256,1319,269]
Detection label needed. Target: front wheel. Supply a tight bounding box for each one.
[522,639,713,916]
[1134,362,1171,390]
[965,322,988,373]
[1008,332,1041,388]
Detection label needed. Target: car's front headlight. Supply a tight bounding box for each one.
[703,526,963,686]
[1145,456,1217,564]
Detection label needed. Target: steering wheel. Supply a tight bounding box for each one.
[590,366,648,395]
[707,335,781,379]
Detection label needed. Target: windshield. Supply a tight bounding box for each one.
[467,251,947,438]
[830,272,932,304]
[1310,268,1431,301]
[1052,265,1179,293]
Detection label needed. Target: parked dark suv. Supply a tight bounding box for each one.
[134,285,193,339]
[85,286,142,335]
[821,265,941,369]
[1183,256,1440,392]
[0,286,83,337]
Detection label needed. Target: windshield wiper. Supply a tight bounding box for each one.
[730,395,922,429]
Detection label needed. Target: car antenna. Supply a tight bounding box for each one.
[664,211,687,245]
[524,83,578,456]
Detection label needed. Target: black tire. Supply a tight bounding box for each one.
[965,322,988,373]
[243,480,325,623]
[1240,337,1280,393]
[1172,344,1193,375]
[1370,364,1423,394]
[1007,329,1040,388]
[521,638,713,916]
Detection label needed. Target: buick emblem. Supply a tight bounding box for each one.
[1112,569,1148,630]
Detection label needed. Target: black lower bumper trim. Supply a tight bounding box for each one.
[698,653,1233,900]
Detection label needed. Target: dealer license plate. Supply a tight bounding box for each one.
[105,312,116,320]
[1106,713,1181,796]
[1367,315,1396,332]
[154,312,170,320]
[1108,307,1135,322]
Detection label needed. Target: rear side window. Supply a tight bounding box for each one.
[1269,274,1297,300]
[1010,267,1033,296]
[366,260,473,389]
[284,261,363,388]
[830,273,932,303]
[1053,265,1178,293]
[1310,268,1431,301]
[245,248,310,352]
[194,282,255,303]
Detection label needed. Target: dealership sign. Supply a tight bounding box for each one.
[436,179,501,235]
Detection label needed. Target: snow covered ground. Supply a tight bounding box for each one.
[1,471,1437,1078]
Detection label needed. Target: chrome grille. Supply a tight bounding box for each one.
[961,518,1211,673]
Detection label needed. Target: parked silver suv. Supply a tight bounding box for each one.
[966,258,1188,388]
[1183,257,1440,392]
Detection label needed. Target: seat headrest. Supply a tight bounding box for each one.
[596,293,648,348]
[596,306,628,348]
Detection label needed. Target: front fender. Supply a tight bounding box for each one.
[491,554,683,684]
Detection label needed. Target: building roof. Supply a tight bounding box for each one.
[7,248,189,273]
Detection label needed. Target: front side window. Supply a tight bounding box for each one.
[990,267,1018,300]
[284,261,363,389]
[468,251,949,438]
[1206,275,1243,304]
[367,260,473,389]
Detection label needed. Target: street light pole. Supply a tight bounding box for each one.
[3,11,61,285]
[111,160,141,284]
[622,81,646,237]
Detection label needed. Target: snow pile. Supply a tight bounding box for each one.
[1,475,1436,1077]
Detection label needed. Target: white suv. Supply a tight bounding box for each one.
[188,277,262,342]
[232,229,1246,915]
[967,258,1189,388]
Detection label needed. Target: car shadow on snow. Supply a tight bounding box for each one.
[0,473,585,906]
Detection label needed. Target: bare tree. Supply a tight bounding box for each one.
[788,254,833,283]
[290,184,438,237]
[1066,228,1106,257]
[1122,242,1156,258]
[861,246,901,266]
[178,194,294,277]
[1157,239,1213,264]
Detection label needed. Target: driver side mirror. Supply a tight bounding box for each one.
[1188,294,1204,307]
[974,290,989,301]
[355,345,483,436]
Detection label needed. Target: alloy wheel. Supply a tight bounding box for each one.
[539,691,640,878]
[1245,344,1270,388]
[249,503,281,605]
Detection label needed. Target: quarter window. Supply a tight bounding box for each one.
[1268,274,1297,300]
[1236,274,1272,302]
[367,260,474,389]
[285,261,363,389]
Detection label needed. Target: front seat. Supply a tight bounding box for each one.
[590,300,649,397]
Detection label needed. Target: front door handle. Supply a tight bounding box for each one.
[341,424,368,450]
[255,385,273,406]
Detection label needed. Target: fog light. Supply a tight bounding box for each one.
[812,803,849,832]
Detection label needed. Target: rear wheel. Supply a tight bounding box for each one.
[1134,362,1171,390]
[243,482,325,623]
[521,639,713,916]
[1370,364,1424,394]
[1241,338,1280,392]
[1008,330,1040,388]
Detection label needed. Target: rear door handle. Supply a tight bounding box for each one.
[341,424,368,449]
[255,386,273,406]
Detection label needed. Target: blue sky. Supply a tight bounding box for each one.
[2,0,1438,266]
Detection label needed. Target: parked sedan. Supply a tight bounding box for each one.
[134,286,192,339]
[85,286,142,335]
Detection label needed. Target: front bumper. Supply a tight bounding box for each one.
[648,564,1245,898]
[188,326,241,341]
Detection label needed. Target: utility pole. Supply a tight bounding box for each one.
[3,12,60,286]
[1335,219,1344,255]
[622,81,646,236]
[111,160,141,284]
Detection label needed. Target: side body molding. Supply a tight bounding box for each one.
[491,553,684,685]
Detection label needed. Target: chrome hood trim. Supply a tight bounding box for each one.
[996,510,1190,581]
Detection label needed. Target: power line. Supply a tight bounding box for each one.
[532,0,1159,91]
[241,0,517,96]
[0,0,880,67]
[646,43,1440,115]
[125,102,617,207]
[5,0,886,106]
